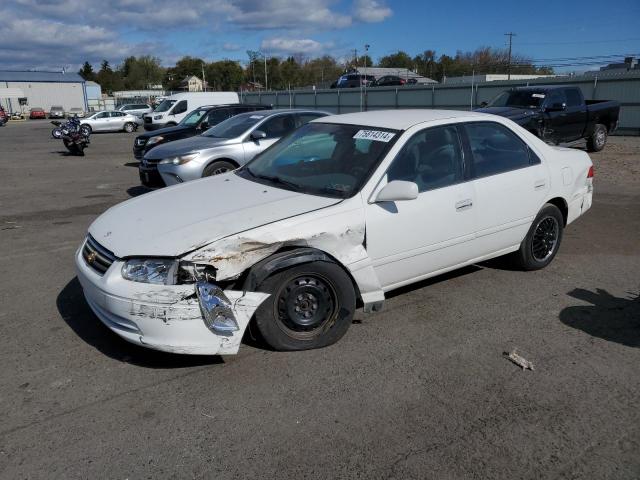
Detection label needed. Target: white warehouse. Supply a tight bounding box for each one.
[0,71,87,114]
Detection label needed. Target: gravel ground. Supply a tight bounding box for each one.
[0,120,638,479]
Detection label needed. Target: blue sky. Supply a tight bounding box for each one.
[1,0,639,73]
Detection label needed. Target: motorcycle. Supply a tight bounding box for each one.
[56,116,90,155]
[51,116,90,139]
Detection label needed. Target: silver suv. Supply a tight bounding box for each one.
[118,103,152,118]
[139,109,328,187]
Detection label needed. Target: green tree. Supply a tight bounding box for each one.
[120,56,164,90]
[205,60,244,90]
[164,56,205,90]
[78,61,94,81]
[378,51,414,69]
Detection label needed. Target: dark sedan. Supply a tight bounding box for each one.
[373,75,406,87]
[133,104,271,159]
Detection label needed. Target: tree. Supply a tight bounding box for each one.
[120,56,164,90]
[95,60,123,93]
[378,51,414,69]
[205,60,244,90]
[164,56,205,90]
[78,62,94,81]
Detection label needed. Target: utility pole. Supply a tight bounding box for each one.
[504,32,516,80]
[201,61,207,91]
[353,49,358,70]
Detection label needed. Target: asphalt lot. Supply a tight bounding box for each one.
[0,120,639,479]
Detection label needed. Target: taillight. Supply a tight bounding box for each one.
[587,166,594,178]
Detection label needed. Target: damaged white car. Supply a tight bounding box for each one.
[76,110,594,355]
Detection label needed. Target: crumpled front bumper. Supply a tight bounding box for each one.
[74,246,269,355]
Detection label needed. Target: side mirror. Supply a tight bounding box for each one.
[250,130,267,141]
[374,180,419,202]
[199,122,209,130]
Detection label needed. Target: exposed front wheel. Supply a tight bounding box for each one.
[51,128,62,139]
[587,123,607,152]
[514,204,564,270]
[124,122,136,133]
[254,261,356,351]
[202,160,236,177]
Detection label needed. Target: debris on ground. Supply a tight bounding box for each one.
[504,349,535,371]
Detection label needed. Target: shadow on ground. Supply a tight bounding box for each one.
[127,186,152,197]
[560,288,640,348]
[57,277,224,368]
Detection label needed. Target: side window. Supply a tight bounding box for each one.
[565,89,583,108]
[387,125,464,192]
[112,111,125,117]
[205,108,231,126]
[296,113,324,127]
[260,114,296,139]
[546,90,566,109]
[465,122,531,178]
[96,112,109,119]
[172,100,187,115]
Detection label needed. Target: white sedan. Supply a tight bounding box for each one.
[81,110,140,133]
[75,110,593,355]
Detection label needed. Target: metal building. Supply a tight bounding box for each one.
[0,71,87,115]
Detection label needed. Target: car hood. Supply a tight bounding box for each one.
[144,135,235,159]
[88,173,341,258]
[474,106,539,124]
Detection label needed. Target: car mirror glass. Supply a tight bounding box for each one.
[375,180,419,202]
[250,130,267,141]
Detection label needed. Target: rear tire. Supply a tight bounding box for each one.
[124,122,136,133]
[253,261,356,351]
[202,160,236,177]
[513,203,564,271]
[587,123,607,152]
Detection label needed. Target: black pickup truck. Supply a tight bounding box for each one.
[476,85,620,151]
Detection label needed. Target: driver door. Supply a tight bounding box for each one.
[365,124,479,290]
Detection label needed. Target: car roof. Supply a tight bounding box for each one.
[318,109,490,130]
[513,85,570,91]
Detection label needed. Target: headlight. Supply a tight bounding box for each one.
[153,115,163,120]
[121,258,178,285]
[146,136,164,146]
[158,153,198,165]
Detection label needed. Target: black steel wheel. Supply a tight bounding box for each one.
[254,260,356,351]
[514,203,564,270]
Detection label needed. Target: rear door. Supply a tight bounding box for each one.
[463,121,549,255]
[109,111,126,130]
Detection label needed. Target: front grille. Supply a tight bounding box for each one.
[144,116,152,124]
[82,235,117,275]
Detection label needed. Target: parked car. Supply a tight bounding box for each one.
[0,106,7,126]
[81,110,140,133]
[373,75,406,87]
[77,109,593,356]
[133,104,272,159]
[29,107,46,119]
[67,107,86,118]
[331,73,376,88]
[145,92,239,131]
[476,86,620,151]
[49,106,65,119]
[118,103,152,118]
[139,109,328,187]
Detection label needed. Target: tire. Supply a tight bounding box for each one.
[81,124,91,135]
[202,160,236,177]
[123,122,136,133]
[52,128,62,139]
[513,203,564,271]
[253,261,356,351]
[587,123,607,152]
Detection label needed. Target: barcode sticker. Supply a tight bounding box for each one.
[532,93,546,98]
[353,130,395,142]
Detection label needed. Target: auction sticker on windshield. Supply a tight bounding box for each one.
[532,93,546,98]
[353,130,395,142]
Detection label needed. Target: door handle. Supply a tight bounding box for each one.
[534,179,546,190]
[455,199,473,211]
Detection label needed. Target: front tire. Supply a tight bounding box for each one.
[253,261,356,351]
[587,123,607,152]
[202,160,236,177]
[514,204,564,270]
[81,124,91,135]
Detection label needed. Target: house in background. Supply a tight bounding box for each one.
[180,75,207,92]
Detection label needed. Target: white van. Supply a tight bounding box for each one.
[144,92,239,131]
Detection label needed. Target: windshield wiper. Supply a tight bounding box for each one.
[249,171,301,191]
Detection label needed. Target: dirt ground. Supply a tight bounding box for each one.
[0,121,638,479]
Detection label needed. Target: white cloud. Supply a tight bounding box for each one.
[261,38,334,55]
[352,0,392,23]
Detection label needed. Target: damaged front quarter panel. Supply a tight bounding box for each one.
[183,205,386,312]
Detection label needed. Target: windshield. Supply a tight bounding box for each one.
[238,122,399,198]
[488,91,545,109]
[154,99,176,113]
[202,112,266,138]
[180,109,208,126]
